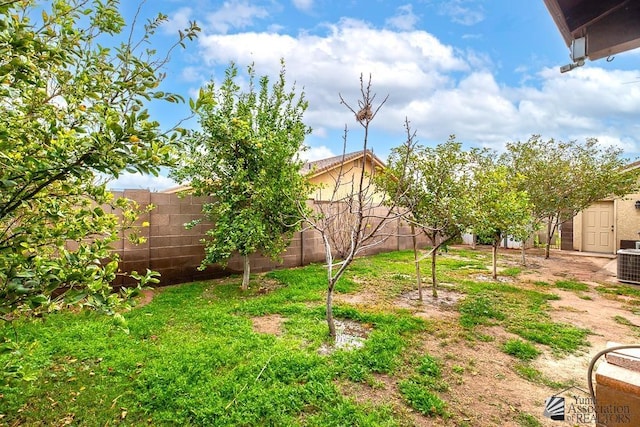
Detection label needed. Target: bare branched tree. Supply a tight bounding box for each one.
[300,75,412,338]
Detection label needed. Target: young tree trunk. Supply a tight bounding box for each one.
[411,224,423,302]
[545,220,552,259]
[492,239,499,280]
[431,245,438,298]
[241,254,250,290]
[326,281,336,338]
[323,234,338,338]
[521,244,526,266]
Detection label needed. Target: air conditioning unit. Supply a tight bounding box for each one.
[617,249,640,284]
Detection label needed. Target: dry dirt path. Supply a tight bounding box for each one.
[335,248,639,426]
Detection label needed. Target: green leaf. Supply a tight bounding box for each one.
[0,0,198,319]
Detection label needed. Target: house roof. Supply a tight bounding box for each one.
[161,149,387,193]
[302,149,385,179]
[543,0,640,60]
[163,184,191,194]
[623,159,640,173]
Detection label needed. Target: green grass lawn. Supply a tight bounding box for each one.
[0,248,595,426]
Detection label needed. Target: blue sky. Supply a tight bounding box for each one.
[109,0,640,190]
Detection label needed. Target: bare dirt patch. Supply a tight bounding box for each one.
[395,288,463,322]
[335,247,640,426]
[395,288,463,308]
[536,287,640,385]
[421,322,556,427]
[318,319,372,355]
[475,273,515,283]
[445,250,638,426]
[251,314,286,336]
[519,249,617,284]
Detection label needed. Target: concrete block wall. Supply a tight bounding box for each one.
[110,190,224,286]
[110,191,433,286]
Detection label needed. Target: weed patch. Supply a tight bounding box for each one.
[501,267,522,277]
[516,411,542,427]
[454,279,584,353]
[555,279,590,292]
[502,339,540,361]
[418,354,441,377]
[508,321,589,353]
[330,310,426,381]
[459,295,505,328]
[0,276,413,426]
[398,379,448,417]
[597,284,640,299]
[513,363,566,388]
[613,315,640,335]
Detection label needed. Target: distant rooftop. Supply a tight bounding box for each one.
[302,149,384,176]
[162,150,386,193]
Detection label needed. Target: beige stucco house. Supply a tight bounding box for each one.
[567,197,640,254]
[302,150,385,202]
[563,163,640,254]
[164,149,386,203]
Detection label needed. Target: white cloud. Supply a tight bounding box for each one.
[198,18,468,137]
[188,16,640,159]
[311,127,328,138]
[205,1,269,34]
[301,145,335,161]
[392,72,519,147]
[181,66,205,83]
[163,7,193,34]
[506,67,640,141]
[532,67,640,117]
[439,0,485,26]
[385,4,419,31]
[161,7,195,35]
[292,0,313,12]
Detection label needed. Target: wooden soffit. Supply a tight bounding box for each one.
[543,0,640,60]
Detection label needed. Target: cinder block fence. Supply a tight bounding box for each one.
[110,190,429,286]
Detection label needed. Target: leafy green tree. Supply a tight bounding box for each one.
[172,62,311,290]
[472,159,532,279]
[0,0,198,318]
[503,136,639,259]
[379,133,476,299]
